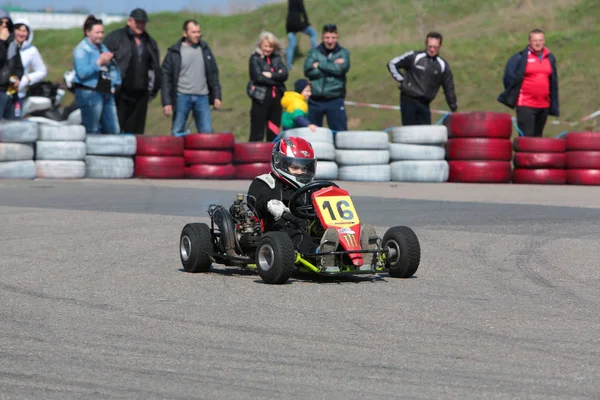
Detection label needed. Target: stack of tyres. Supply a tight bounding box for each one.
[0,120,38,179]
[389,125,449,182]
[35,124,86,179]
[85,134,137,178]
[335,131,390,182]
[512,137,566,184]
[565,132,600,185]
[184,132,235,179]
[281,127,337,180]
[446,112,513,183]
[233,142,273,180]
[135,136,185,179]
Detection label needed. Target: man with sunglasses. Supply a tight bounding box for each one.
[0,8,23,119]
[303,23,350,131]
[387,32,457,125]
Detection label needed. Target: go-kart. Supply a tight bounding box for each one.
[179,180,421,284]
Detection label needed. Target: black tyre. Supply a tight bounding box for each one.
[180,223,213,273]
[382,226,421,278]
[256,232,296,284]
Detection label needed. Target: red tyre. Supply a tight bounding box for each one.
[567,169,600,185]
[513,136,565,153]
[448,112,513,139]
[185,163,236,179]
[136,136,184,157]
[513,152,565,169]
[512,169,567,185]
[448,161,512,183]
[184,132,235,150]
[565,151,600,169]
[565,132,600,151]
[184,149,233,165]
[134,156,185,179]
[234,163,271,179]
[233,142,273,163]
[446,138,512,161]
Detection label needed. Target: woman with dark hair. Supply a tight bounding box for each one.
[248,31,287,142]
[72,15,121,134]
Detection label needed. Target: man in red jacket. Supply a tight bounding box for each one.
[498,29,559,137]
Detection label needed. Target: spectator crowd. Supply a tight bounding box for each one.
[0,0,560,140]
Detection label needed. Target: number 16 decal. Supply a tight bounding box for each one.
[321,200,354,221]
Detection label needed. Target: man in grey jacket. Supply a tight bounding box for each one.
[161,19,222,134]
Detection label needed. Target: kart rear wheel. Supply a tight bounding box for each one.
[180,223,213,273]
[383,226,421,278]
[256,232,296,284]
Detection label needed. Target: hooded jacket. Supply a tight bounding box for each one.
[281,90,310,129]
[0,8,24,91]
[13,19,47,98]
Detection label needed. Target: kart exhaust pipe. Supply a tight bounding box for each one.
[212,206,241,257]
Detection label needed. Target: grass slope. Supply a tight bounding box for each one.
[34,0,600,140]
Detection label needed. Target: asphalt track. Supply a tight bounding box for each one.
[1,179,599,399]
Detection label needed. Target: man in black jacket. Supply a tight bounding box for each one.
[104,8,161,134]
[0,8,23,120]
[161,19,222,134]
[387,32,457,126]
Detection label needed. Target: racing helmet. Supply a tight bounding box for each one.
[271,137,317,189]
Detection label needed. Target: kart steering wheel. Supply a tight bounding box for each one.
[289,180,339,219]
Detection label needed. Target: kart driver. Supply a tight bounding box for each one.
[247,136,377,269]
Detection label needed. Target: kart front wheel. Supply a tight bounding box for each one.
[382,226,421,278]
[256,232,296,284]
[180,223,213,273]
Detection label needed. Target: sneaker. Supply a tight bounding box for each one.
[360,224,378,268]
[317,227,339,269]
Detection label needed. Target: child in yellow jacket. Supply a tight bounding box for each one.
[281,79,317,131]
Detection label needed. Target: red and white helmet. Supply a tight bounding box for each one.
[271,137,317,189]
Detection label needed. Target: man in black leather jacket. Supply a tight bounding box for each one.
[104,8,161,134]
[387,32,457,125]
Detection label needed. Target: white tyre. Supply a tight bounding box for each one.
[335,131,389,150]
[338,165,391,182]
[86,134,137,156]
[25,116,64,126]
[389,143,446,161]
[0,143,34,161]
[0,120,39,142]
[39,125,86,141]
[282,127,334,143]
[35,160,85,179]
[22,97,52,115]
[0,160,35,179]
[335,149,389,166]
[315,161,338,180]
[391,125,448,144]
[390,160,449,182]
[311,141,336,161]
[85,156,134,179]
[67,109,82,125]
[35,141,85,161]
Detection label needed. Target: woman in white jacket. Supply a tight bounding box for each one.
[13,19,47,99]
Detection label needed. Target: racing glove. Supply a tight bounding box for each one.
[267,199,289,221]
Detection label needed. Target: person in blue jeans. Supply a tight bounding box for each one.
[285,0,317,70]
[72,15,121,134]
[303,24,350,132]
[161,19,222,135]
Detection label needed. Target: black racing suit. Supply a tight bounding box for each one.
[247,173,318,254]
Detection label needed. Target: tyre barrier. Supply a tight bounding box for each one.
[283,127,336,179]
[184,133,235,179]
[511,137,566,185]
[390,125,448,182]
[565,132,600,185]
[85,134,136,179]
[445,114,513,183]
[135,136,185,179]
[233,142,272,179]
[0,120,38,179]
[335,130,390,182]
[34,121,86,179]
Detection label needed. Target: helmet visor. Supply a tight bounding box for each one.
[281,156,316,184]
